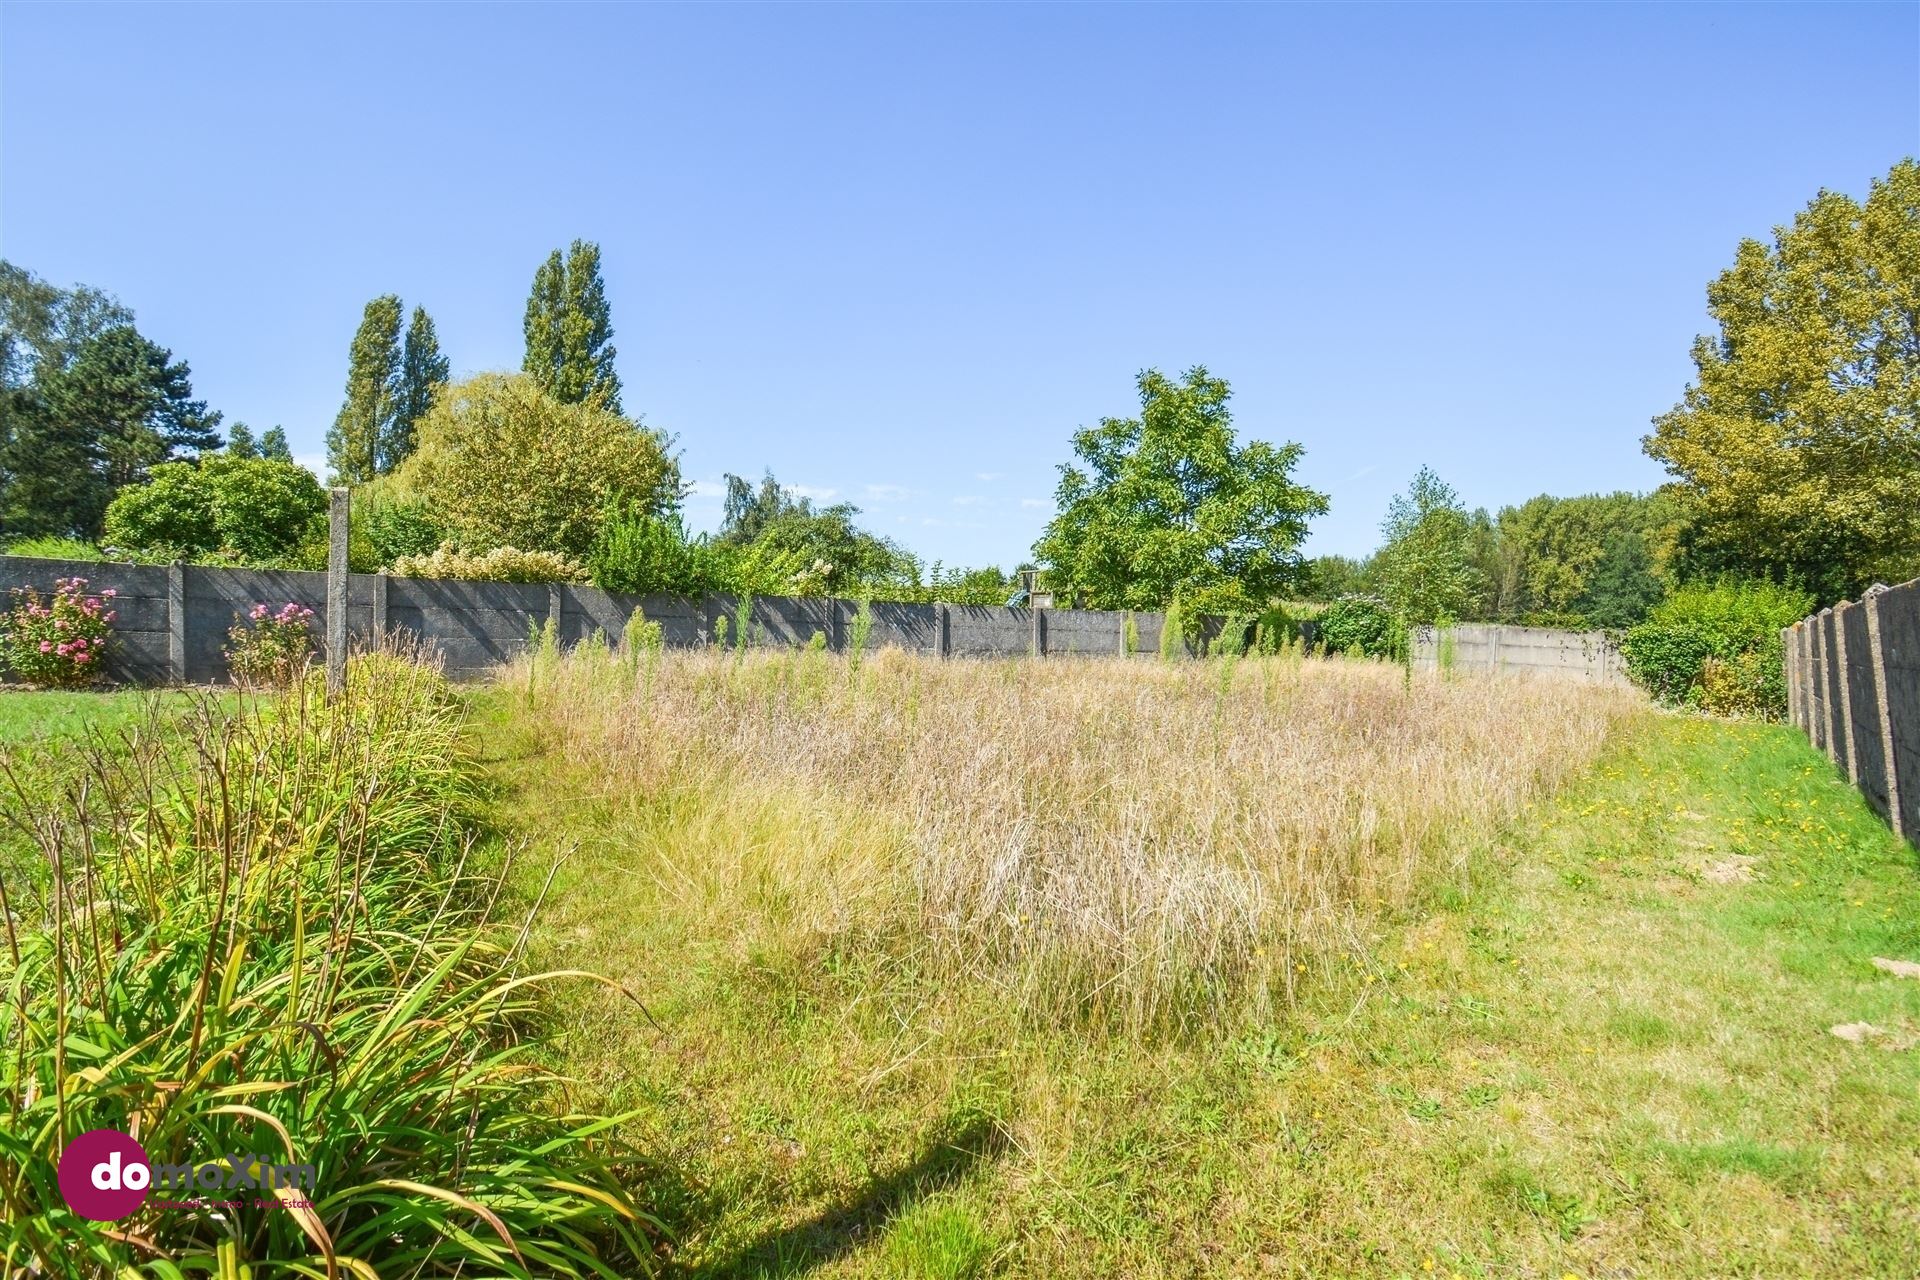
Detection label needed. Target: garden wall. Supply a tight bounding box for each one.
[0,556,1169,685]
[1410,623,1629,686]
[1783,576,1919,847]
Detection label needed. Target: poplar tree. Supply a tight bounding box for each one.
[387,305,449,472]
[522,240,620,409]
[326,295,402,485]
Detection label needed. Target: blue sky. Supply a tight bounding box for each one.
[3,3,1915,569]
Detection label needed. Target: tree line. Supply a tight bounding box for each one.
[4,159,1914,629]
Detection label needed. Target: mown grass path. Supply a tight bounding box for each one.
[473,689,1920,1279]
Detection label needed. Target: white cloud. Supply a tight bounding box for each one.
[789,485,838,502]
[686,478,726,499]
[1020,497,1050,510]
[952,494,986,507]
[975,471,1004,482]
[865,483,910,503]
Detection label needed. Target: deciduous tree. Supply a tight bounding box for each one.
[326,295,402,485]
[1374,466,1482,625]
[1034,367,1328,612]
[1643,158,1920,601]
[388,306,448,471]
[522,240,620,409]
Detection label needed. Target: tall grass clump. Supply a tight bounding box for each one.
[519,645,1642,1031]
[0,651,659,1277]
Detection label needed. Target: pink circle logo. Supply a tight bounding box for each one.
[57,1128,151,1221]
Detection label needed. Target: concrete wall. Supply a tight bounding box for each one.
[1410,622,1629,686]
[0,555,1169,686]
[1785,577,1919,848]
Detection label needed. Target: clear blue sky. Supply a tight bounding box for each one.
[4,3,1915,568]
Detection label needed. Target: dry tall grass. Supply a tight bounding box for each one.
[523,643,1641,1028]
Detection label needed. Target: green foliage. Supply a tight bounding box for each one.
[4,535,102,561]
[391,542,589,584]
[1643,159,1920,602]
[1317,594,1403,660]
[259,424,293,463]
[1620,579,1813,715]
[100,461,217,553]
[326,294,402,485]
[1481,491,1674,627]
[356,485,446,565]
[225,419,259,458]
[1034,366,1328,611]
[397,372,679,561]
[0,658,660,1274]
[390,304,449,471]
[848,597,874,667]
[1375,466,1482,625]
[0,259,131,389]
[4,324,222,539]
[1299,553,1371,602]
[718,470,920,597]
[102,455,326,565]
[592,505,709,595]
[0,575,114,687]
[1159,596,1183,661]
[524,240,621,410]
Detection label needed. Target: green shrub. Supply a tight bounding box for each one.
[391,542,589,583]
[1620,579,1812,716]
[101,461,218,554]
[358,488,445,565]
[0,655,660,1274]
[1318,594,1404,660]
[592,505,710,595]
[102,456,326,566]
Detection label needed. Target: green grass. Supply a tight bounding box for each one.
[0,687,194,746]
[472,690,1920,1278]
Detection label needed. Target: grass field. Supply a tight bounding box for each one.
[476,647,1920,1277]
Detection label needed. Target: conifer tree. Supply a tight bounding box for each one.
[326,295,402,485]
[226,421,260,458]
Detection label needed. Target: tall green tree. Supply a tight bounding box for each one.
[1034,367,1329,612]
[259,425,294,463]
[388,306,449,472]
[1643,158,1920,601]
[3,325,221,537]
[523,240,620,409]
[226,421,260,459]
[0,260,131,389]
[326,295,402,485]
[1374,466,1482,625]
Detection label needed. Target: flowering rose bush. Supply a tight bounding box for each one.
[1,577,116,687]
[225,601,317,688]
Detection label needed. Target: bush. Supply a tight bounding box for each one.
[1620,579,1812,716]
[358,488,445,565]
[397,373,680,560]
[1317,594,1404,660]
[102,456,327,566]
[225,601,316,688]
[101,461,218,553]
[592,505,711,595]
[0,576,115,687]
[0,656,660,1273]
[392,541,589,584]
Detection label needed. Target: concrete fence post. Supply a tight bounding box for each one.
[167,560,187,685]
[1834,602,1859,782]
[937,603,951,658]
[326,487,349,694]
[1808,613,1828,754]
[1782,626,1798,730]
[373,571,390,644]
[548,583,564,643]
[1864,586,1905,842]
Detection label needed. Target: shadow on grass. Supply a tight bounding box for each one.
[686,1108,1005,1279]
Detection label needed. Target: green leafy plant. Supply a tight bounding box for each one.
[224,600,316,688]
[1317,594,1403,661]
[0,653,661,1275]
[0,575,115,687]
[3,536,104,562]
[102,456,327,566]
[1620,579,1812,716]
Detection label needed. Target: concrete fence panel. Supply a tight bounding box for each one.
[1411,623,1629,686]
[1786,578,1918,847]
